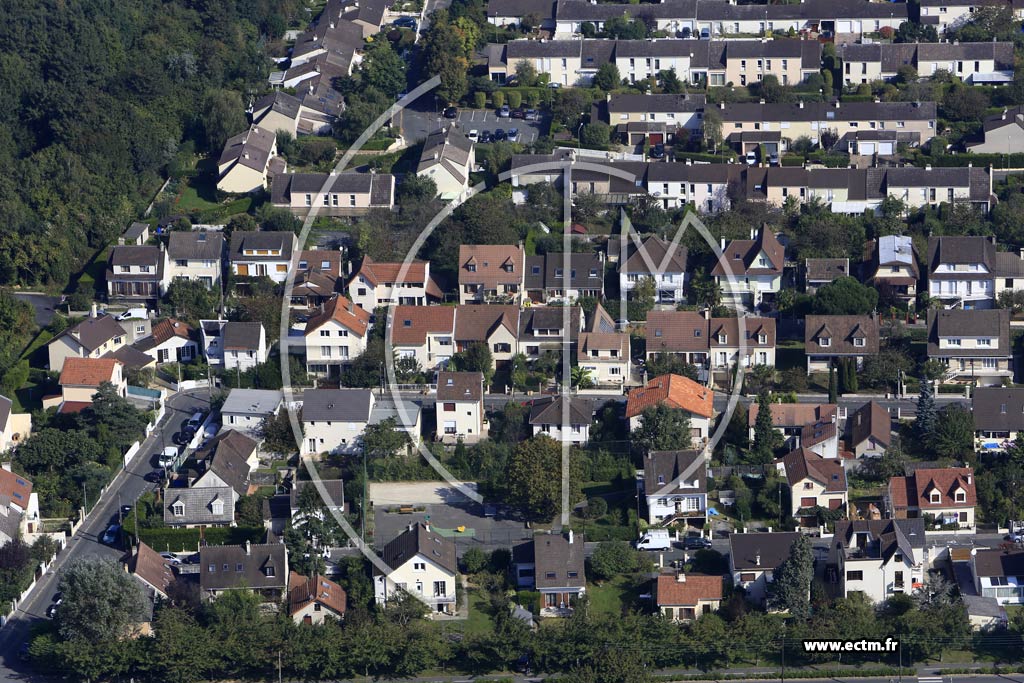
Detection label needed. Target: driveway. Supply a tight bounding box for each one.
[0,388,211,677]
[11,293,61,328]
[374,501,533,551]
[398,106,546,145]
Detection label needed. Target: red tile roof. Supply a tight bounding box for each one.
[655,573,724,607]
[646,311,708,354]
[354,256,442,298]
[775,448,847,492]
[57,401,91,414]
[305,295,371,337]
[889,467,976,510]
[390,305,457,345]
[59,358,121,387]
[289,572,347,617]
[150,318,193,345]
[625,374,714,419]
[0,468,32,508]
[129,541,175,597]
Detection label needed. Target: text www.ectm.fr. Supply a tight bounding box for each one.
[802,639,900,653]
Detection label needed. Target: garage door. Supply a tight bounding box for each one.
[879,141,895,155]
[859,142,875,155]
[836,20,853,33]
[649,133,664,144]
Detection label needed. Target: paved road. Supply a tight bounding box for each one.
[9,293,61,328]
[0,389,210,679]
[398,105,547,146]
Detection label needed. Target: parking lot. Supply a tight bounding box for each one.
[454,108,545,144]
[373,501,532,551]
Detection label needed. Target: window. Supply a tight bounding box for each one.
[236,563,243,572]
[739,573,756,582]
[853,337,866,348]
[978,338,992,347]
[414,562,426,571]
[265,566,275,577]
[819,337,831,347]
[209,564,216,572]
[320,330,330,337]
[803,482,814,490]
[930,492,941,503]
[443,402,456,412]
[305,194,312,206]
[955,491,966,502]
[433,581,447,597]
[846,571,864,581]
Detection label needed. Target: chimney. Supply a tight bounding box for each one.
[1,463,10,473]
[967,473,972,485]
[759,98,766,105]
[658,553,664,568]
[798,100,804,109]
[90,302,98,319]
[834,100,840,108]
[925,164,932,171]
[718,101,725,109]
[720,237,727,250]
[245,540,252,556]
[755,552,761,566]
[568,529,575,544]
[424,521,430,532]
[676,571,687,583]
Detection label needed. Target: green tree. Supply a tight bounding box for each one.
[631,404,692,452]
[200,89,247,152]
[359,416,413,459]
[570,366,594,389]
[645,353,699,381]
[505,436,581,519]
[702,108,723,153]
[589,541,642,581]
[361,40,406,98]
[461,546,488,574]
[627,275,656,321]
[812,277,879,315]
[515,60,538,87]
[422,16,470,103]
[258,408,298,454]
[593,63,621,91]
[56,559,146,643]
[166,278,218,322]
[449,342,494,385]
[659,68,683,94]
[580,122,611,149]
[751,391,783,464]
[916,378,937,445]
[767,535,813,617]
[828,364,838,403]
[931,404,974,460]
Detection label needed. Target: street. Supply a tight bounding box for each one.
[0,389,210,679]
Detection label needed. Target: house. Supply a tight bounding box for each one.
[707,317,776,378]
[919,0,1020,35]
[655,572,724,622]
[303,295,372,378]
[829,519,926,604]
[229,231,298,284]
[847,401,892,459]
[0,465,39,536]
[166,232,224,289]
[804,259,850,295]
[453,305,520,370]
[121,221,149,246]
[290,480,346,523]
[973,387,1024,451]
[435,371,485,444]
[134,318,198,365]
[619,235,687,305]
[927,308,1012,386]
[56,358,126,407]
[886,466,977,529]
[220,389,284,437]
[518,306,582,360]
[712,227,784,309]
[458,245,525,304]
[203,321,268,371]
[374,522,457,614]
[527,396,593,444]
[417,126,475,201]
[270,172,396,217]
[577,319,630,386]
[513,531,586,617]
[127,542,176,601]
[625,374,714,448]
[301,389,421,456]
[729,531,803,606]
[645,311,709,366]
[804,314,880,374]
[0,395,31,453]
[348,257,444,310]
[163,486,235,527]
[642,449,707,525]
[252,91,300,136]
[199,541,289,600]
[289,572,346,624]
[863,236,919,304]
[604,93,707,144]
[217,125,279,194]
[291,250,344,309]
[747,403,839,457]
[106,245,169,303]
[47,312,129,372]
[193,430,258,501]
[390,305,457,371]
[839,42,1014,85]
[775,448,848,526]
[524,252,604,304]
[927,236,1024,310]
[970,106,1024,154]
[970,548,1024,605]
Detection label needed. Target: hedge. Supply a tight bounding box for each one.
[134,526,267,552]
[674,151,737,163]
[781,155,805,167]
[927,152,1024,168]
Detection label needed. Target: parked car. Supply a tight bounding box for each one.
[768,152,780,166]
[101,523,121,545]
[46,597,62,618]
[158,446,178,468]
[511,108,525,119]
[160,552,182,565]
[393,16,417,28]
[480,130,493,143]
[682,536,713,550]
[493,128,507,141]
[467,129,479,142]
[745,150,758,165]
[507,128,520,142]
[144,469,164,483]
[547,82,560,89]
[650,143,665,159]
[498,104,510,118]
[1007,532,1023,543]
[524,109,539,121]
[443,106,458,119]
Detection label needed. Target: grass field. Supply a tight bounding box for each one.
[587,575,647,617]
[775,340,806,372]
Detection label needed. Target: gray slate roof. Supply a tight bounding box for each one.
[222,322,264,351]
[729,531,802,571]
[973,387,1024,432]
[927,309,1010,359]
[533,533,586,589]
[643,449,705,498]
[54,314,127,353]
[167,231,224,261]
[199,542,288,591]
[221,389,283,416]
[377,522,456,574]
[230,231,295,262]
[164,486,234,525]
[527,395,594,426]
[302,388,374,422]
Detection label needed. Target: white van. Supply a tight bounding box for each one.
[635,529,672,551]
[158,446,178,468]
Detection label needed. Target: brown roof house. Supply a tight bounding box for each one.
[199,541,289,601]
[577,302,631,386]
[416,125,475,201]
[646,311,709,366]
[454,304,520,369]
[133,318,197,365]
[863,235,919,305]
[127,541,177,601]
[289,572,347,624]
[886,466,977,529]
[458,245,525,304]
[707,317,776,379]
[106,245,169,304]
[804,258,850,295]
[348,257,444,311]
[642,449,707,525]
[711,226,784,310]
[435,371,485,444]
[46,311,129,373]
[46,358,126,412]
[729,531,803,606]
[514,531,586,617]
[655,572,724,622]
[846,401,892,459]
[927,308,1012,386]
[290,250,344,309]
[389,305,457,372]
[528,395,595,445]
[805,314,879,374]
[217,125,280,194]
[747,403,839,459]
[374,522,458,615]
[626,374,714,449]
[618,234,688,305]
[303,295,372,379]
[775,448,848,527]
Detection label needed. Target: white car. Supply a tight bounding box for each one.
[745,150,758,165]
[468,129,479,142]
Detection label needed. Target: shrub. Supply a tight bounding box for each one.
[507,91,522,108]
[473,91,487,109]
[493,91,505,109]
[585,496,608,519]
[461,546,488,574]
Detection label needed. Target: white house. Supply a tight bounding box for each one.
[513,531,587,617]
[527,396,593,445]
[729,532,803,606]
[220,389,284,438]
[0,396,31,454]
[416,126,475,201]
[303,295,371,379]
[435,372,485,444]
[457,245,525,304]
[577,302,630,386]
[642,450,707,525]
[374,522,457,614]
[166,232,225,289]
[134,318,198,365]
[971,548,1024,605]
[105,245,170,304]
[348,257,443,310]
[707,317,776,377]
[927,308,1013,386]
[229,231,298,284]
[200,321,267,371]
[775,448,848,527]
[289,572,347,624]
[711,226,784,310]
[619,235,687,305]
[300,389,421,456]
[830,519,926,604]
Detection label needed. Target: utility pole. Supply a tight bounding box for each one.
[82,483,88,516]
[361,448,367,546]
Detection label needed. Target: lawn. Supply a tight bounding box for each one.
[175,172,220,214]
[775,340,806,372]
[463,589,497,636]
[587,575,647,617]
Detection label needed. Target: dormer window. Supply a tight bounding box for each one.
[955,490,966,503]
[467,263,476,272]
[172,502,184,516]
[853,337,865,348]
[718,334,727,344]
[758,333,767,344]
[211,499,224,515]
[819,337,831,347]
[930,492,941,504]
[265,566,276,577]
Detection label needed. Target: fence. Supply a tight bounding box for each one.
[0,535,67,627]
[155,374,211,392]
[123,441,142,469]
